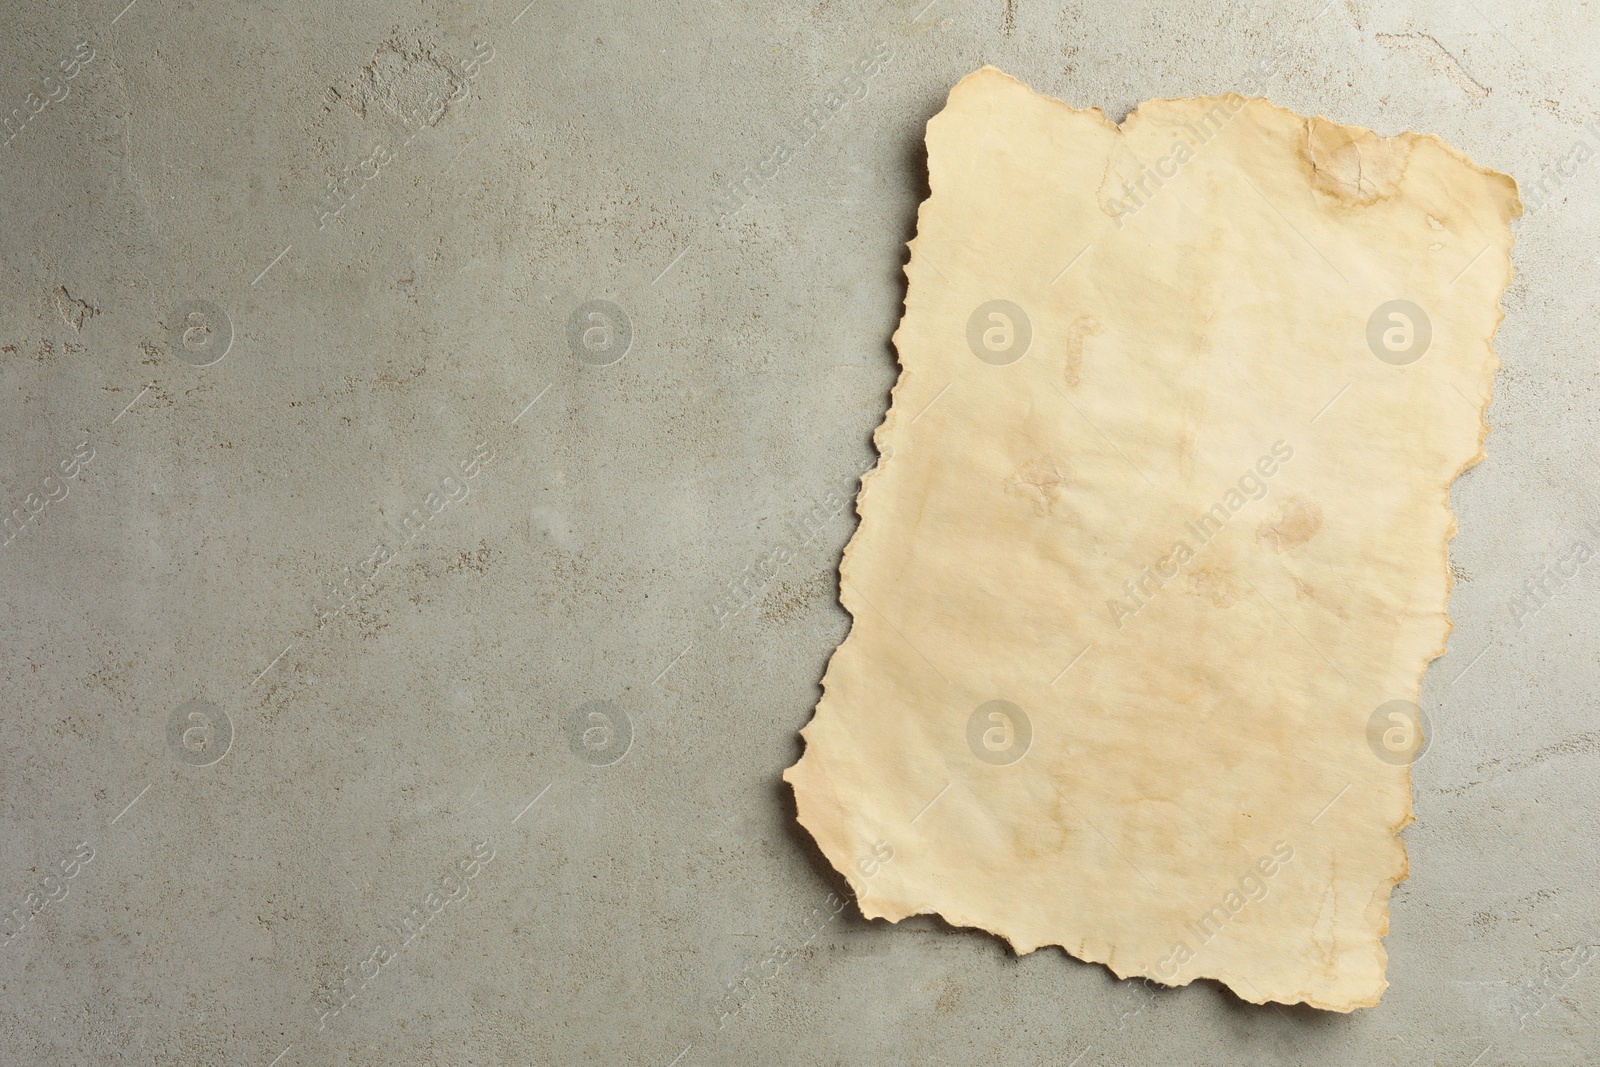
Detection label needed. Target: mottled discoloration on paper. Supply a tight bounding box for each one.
[784,67,1518,1011]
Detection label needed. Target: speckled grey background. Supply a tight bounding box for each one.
[0,0,1595,1064]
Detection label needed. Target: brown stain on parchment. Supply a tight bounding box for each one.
[1301,120,1412,206]
[1259,496,1324,551]
[1062,316,1103,387]
[1005,458,1070,515]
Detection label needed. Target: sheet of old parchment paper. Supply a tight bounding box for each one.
[784,67,1519,1011]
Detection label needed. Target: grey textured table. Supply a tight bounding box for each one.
[0,1,1594,1064]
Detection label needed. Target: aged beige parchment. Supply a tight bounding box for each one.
[784,67,1518,1011]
